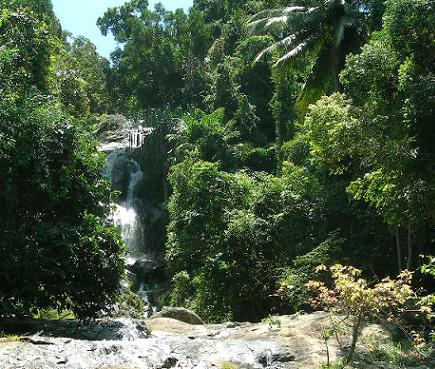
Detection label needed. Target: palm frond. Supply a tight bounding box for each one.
[250,0,367,117]
[296,45,334,116]
[265,15,289,27]
[248,6,316,33]
[274,40,311,66]
[249,15,289,31]
[249,17,285,33]
[253,34,297,63]
[282,6,314,14]
[249,6,308,23]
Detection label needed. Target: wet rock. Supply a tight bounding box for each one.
[97,114,130,137]
[110,153,140,195]
[0,313,422,369]
[153,307,204,325]
[271,352,295,362]
[257,352,270,367]
[160,357,178,368]
[100,344,123,355]
[129,257,162,277]
[257,351,293,367]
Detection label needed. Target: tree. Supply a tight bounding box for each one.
[0,7,52,92]
[166,110,327,321]
[249,0,372,114]
[66,36,110,114]
[0,0,62,36]
[97,1,188,111]
[304,0,435,272]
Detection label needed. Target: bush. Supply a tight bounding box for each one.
[166,155,327,322]
[169,271,193,307]
[308,265,417,364]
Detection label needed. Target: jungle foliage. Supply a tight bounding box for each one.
[106,0,432,323]
[0,1,124,318]
[0,0,433,335]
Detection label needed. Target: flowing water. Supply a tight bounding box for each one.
[100,122,156,311]
[113,165,145,263]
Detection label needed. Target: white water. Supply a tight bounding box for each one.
[113,165,145,264]
[100,130,147,263]
[100,123,158,314]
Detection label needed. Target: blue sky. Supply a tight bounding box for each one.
[52,0,193,59]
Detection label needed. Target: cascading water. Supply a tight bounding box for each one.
[99,119,159,314]
[113,165,145,264]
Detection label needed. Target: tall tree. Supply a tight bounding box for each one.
[249,0,373,114]
[305,0,435,271]
[97,1,187,111]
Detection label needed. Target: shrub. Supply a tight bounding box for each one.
[307,265,416,364]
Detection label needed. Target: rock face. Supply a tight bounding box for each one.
[110,152,139,196]
[0,312,430,369]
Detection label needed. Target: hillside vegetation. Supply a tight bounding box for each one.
[0,0,433,367]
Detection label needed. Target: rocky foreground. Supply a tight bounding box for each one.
[0,311,433,369]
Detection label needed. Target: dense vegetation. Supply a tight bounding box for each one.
[98,0,434,323]
[0,0,123,318]
[0,0,433,349]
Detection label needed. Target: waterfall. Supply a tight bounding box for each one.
[100,125,153,313]
[113,162,145,264]
[100,124,148,263]
[100,145,146,258]
[99,118,164,316]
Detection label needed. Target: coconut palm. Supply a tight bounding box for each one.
[249,0,369,114]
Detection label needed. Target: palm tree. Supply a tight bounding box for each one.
[249,0,369,114]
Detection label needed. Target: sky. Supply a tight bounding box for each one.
[52,0,193,59]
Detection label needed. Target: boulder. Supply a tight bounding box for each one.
[152,307,204,325]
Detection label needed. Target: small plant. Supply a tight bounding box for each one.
[419,256,435,318]
[365,341,421,367]
[33,308,75,320]
[262,315,281,329]
[307,264,417,364]
[0,331,21,343]
[319,317,348,367]
[320,326,334,366]
[220,362,238,369]
[113,290,146,319]
[169,271,193,307]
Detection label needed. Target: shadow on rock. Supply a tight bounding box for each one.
[0,318,149,341]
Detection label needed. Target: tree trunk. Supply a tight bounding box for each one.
[395,227,402,271]
[406,224,412,269]
[331,46,341,92]
[325,337,330,366]
[346,315,362,364]
[163,178,169,204]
